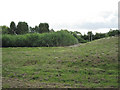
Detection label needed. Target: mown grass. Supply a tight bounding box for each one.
[2,36,118,88]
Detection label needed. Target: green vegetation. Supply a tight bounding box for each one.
[2,36,118,88]
[16,22,29,34]
[2,31,78,47]
[1,21,119,46]
[10,21,17,35]
[0,21,50,35]
[0,25,9,34]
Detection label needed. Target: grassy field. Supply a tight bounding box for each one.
[2,36,118,88]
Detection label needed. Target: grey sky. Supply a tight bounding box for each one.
[0,0,119,34]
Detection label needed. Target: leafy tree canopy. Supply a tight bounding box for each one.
[16,22,29,34]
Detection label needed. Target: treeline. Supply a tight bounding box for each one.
[81,29,119,42]
[0,21,50,34]
[62,29,119,43]
[0,21,119,47]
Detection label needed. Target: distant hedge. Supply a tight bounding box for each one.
[2,31,78,47]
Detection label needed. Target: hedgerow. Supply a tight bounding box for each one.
[2,31,78,47]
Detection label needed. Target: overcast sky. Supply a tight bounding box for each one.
[0,0,119,34]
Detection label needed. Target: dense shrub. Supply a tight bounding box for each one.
[77,36,87,43]
[14,35,27,47]
[73,34,87,43]
[107,30,120,36]
[2,31,78,47]
[2,35,15,47]
[69,31,87,43]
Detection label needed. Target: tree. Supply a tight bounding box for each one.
[50,29,55,32]
[69,31,86,43]
[29,27,35,33]
[81,34,88,41]
[74,31,82,36]
[10,21,17,34]
[0,25,9,34]
[34,26,39,33]
[94,33,107,40]
[38,23,49,33]
[87,31,93,41]
[107,29,119,36]
[16,22,29,34]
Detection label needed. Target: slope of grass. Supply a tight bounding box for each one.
[2,36,118,88]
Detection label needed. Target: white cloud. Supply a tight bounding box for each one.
[0,0,119,33]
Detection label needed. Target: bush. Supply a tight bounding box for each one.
[77,36,87,43]
[2,31,78,47]
[2,34,15,47]
[70,31,87,43]
[14,35,27,47]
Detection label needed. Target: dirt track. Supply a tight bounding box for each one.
[68,43,81,47]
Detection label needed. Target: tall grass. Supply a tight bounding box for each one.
[2,31,78,47]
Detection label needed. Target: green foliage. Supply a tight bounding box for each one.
[0,26,9,34]
[107,29,119,36]
[29,27,35,33]
[38,23,49,33]
[16,22,29,34]
[34,26,39,33]
[74,31,82,35]
[29,23,49,33]
[69,31,87,43]
[14,35,27,47]
[82,31,107,41]
[29,26,39,33]
[87,31,93,41]
[2,34,15,47]
[25,34,40,47]
[2,31,78,47]
[81,34,89,41]
[77,36,87,43]
[10,21,17,34]
[50,29,55,32]
[93,33,107,39]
